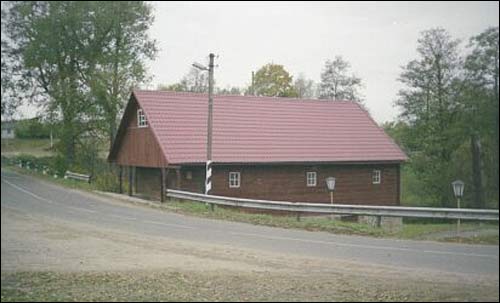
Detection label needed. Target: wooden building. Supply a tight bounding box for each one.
[108,91,407,205]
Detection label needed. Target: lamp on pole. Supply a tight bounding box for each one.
[326,177,336,205]
[451,180,465,240]
[193,54,215,207]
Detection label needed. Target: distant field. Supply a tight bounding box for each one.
[1,139,56,157]
[1,138,109,159]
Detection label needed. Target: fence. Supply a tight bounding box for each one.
[166,189,499,221]
[64,171,91,183]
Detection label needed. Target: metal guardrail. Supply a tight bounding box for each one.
[64,171,91,183]
[166,189,499,221]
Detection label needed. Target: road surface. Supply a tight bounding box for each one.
[1,168,499,301]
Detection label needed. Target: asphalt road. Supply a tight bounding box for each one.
[1,169,498,277]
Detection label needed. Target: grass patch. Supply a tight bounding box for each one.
[166,199,387,237]
[1,138,55,157]
[165,199,499,243]
[2,270,496,302]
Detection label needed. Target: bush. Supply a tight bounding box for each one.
[51,155,68,177]
[14,118,52,139]
[94,171,121,193]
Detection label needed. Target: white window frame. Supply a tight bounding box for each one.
[229,172,240,188]
[137,108,148,128]
[306,171,317,187]
[372,170,381,184]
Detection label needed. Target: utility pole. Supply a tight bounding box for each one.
[192,53,216,199]
[206,53,215,196]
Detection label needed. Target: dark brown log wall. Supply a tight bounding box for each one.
[176,163,400,205]
[115,100,167,168]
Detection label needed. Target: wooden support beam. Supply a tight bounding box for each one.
[176,167,181,190]
[133,166,137,194]
[160,167,165,203]
[119,165,123,194]
[128,166,132,196]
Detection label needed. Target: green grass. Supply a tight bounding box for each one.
[1,138,110,159]
[164,198,498,243]
[3,163,498,245]
[1,138,56,157]
[4,269,492,302]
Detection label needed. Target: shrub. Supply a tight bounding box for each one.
[14,118,52,139]
[94,171,121,192]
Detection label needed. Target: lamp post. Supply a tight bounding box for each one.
[452,180,465,241]
[326,177,336,204]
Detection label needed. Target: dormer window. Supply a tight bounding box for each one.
[137,108,147,127]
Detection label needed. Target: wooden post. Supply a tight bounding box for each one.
[160,167,165,203]
[119,165,123,194]
[176,167,181,190]
[134,166,137,194]
[457,197,461,242]
[128,166,132,196]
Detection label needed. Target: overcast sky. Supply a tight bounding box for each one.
[16,1,499,124]
[144,1,499,123]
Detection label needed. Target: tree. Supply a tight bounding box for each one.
[158,67,210,93]
[293,74,315,99]
[74,1,157,148]
[1,1,35,119]
[460,27,499,206]
[5,1,93,164]
[319,56,363,102]
[217,86,242,95]
[396,28,463,206]
[253,63,297,97]
[4,1,156,165]
[158,82,188,92]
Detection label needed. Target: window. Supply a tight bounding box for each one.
[185,171,192,180]
[229,172,240,188]
[306,172,317,187]
[372,170,381,184]
[137,108,147,127]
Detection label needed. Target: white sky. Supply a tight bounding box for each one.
[146,1,499,123]
[17,1,499,124]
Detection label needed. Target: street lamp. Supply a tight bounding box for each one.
[452,180,465,240]
[193,54,215,210]
[326,177,336,204]
[192,62,208,71]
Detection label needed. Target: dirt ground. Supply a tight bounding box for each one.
[1,206,499,301]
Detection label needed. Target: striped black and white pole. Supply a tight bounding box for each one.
[205,160,212,195]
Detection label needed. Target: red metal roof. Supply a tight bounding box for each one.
[131,90,407,164]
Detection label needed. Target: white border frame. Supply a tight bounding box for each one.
[137,108,148,128]
[229,172,240,188]
[306,171,317,187]
[372,169,381,184]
